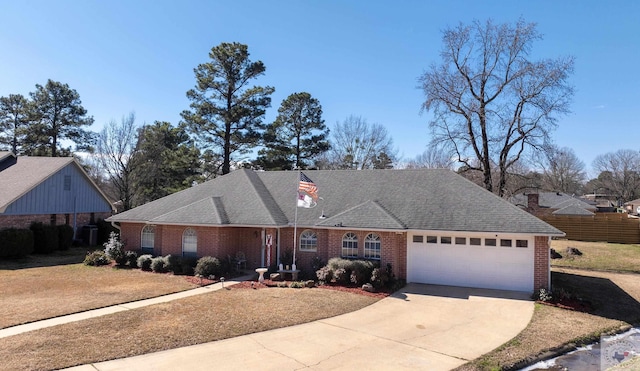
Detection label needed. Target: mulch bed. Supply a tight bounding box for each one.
[234,279,391,299]
[537,298,592,312]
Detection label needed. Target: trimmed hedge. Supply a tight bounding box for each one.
[57,224,74,251]
[0,228,34,258]
[194,256,221,277]
[30,222,59,254]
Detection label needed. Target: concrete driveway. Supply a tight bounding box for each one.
[69,284,533,371]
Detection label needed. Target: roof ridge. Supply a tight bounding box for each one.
[150,197,217,223]
[240,169,288,225]
[317,199,406,229]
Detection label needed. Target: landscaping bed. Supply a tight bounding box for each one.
[234,279,392,299]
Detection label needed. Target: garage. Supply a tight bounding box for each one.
[407,232,535,292]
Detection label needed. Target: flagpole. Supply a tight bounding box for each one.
[292,167,301,271]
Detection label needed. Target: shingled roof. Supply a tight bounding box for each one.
[109,169,563,236]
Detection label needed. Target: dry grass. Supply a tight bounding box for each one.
[0,286,379,371]
[0,248,201,328]
[550,239,640,273]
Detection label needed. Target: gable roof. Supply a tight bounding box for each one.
[0,155,113,213]
[552,205,595,216]
[109,169,563,236]
[510,192,596,211]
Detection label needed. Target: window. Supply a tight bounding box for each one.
[440,236,451,244]
[412,235,423,243]
[141,225,155,253]
[182,228,197,257]
[299,230,317,251]
[342,232,358,257]
[364,233,381,259]
[500,239,512,247]
[64,175,71,191]
[485,238,496,246]
[426,236,437,243]
[455,237,466,245]
[470,238,481,246]
[516,240,529,248]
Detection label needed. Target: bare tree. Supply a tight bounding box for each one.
[405,146,455,169]
[95,113,138,211]
[419,18,574,196]
[320,115,396,169]
[536,145,585,194]
[591,149,640,202]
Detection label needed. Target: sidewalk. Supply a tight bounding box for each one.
[0,272,256,339]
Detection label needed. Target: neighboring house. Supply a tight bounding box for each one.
[108,169,564,292]
[624,198,640,215]
[510,192,597,216]
[0,151,114,236]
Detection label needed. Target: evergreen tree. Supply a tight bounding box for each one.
[257,92,329,170]
[27,80,95,157]
[130,121,201,206]
[181,42,274,175]
[0,94,30,154]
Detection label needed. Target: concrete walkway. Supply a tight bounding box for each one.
[0,273,255,339]
[62,283,533,371]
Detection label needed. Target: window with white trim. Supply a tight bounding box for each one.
[485,238,497,246]
[455,237,466,245]
[426,236,437,243]
[412,235,423,243]
[500,239,512,247]
[299,230,317,251]
[182,228,197,257]
[341,232,358,258]
[141,225,155,253]
[516,240,529,248]
[364,233,381,260]
[441,236,451,244]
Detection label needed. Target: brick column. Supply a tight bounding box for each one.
[533,236,550,290]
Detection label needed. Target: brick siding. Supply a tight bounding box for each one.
[533,236,550,290]
[119,223,408,280]
[0,212,111,236]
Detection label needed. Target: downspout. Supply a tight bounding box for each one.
[111,221,121,232]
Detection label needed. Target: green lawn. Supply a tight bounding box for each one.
[550,239,640,273]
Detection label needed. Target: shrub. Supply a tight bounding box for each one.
[95,219,117,245]
[289,281,305,288]
[195,256,221,277]
[151,256,168,273]
[57,224,74,250]
[30,222,59,254]
[166,254,182,274]
[349,260,376,286]
[83,250,110,266]
[533,288,553,302]
[180,256,198,276]
[125,251,138,267]
[310,256,325,272]
[316,266,333,283]
[0,228,34,258]
[370,267,390,289]
[103,232,127,266]
[137,254,153,271]
[333,268,349,285]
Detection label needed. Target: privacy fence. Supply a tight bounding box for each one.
[540,213,640,244]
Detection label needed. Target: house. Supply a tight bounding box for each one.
[107,169,564,292]
[624,198,640,215]
[0,152,114,237]
[510,192,597,216]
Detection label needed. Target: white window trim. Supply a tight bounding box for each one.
[182,228,198,257]
[341,232,358,258]
[299,229,318,251]
[141,225,155,252]
[364,233,381,260]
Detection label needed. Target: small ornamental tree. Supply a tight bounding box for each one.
[103,232,126,266]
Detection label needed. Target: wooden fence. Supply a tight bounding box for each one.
[540,213,640,244]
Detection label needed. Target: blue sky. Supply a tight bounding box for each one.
[1,1,638,176]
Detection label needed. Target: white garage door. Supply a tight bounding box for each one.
[407,234,534,292]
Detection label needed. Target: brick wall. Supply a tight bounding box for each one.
[0,212,111,234]
[117,223,408,279]
[533,236,550,290]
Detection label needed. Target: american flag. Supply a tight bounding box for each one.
[298,172,318,201]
